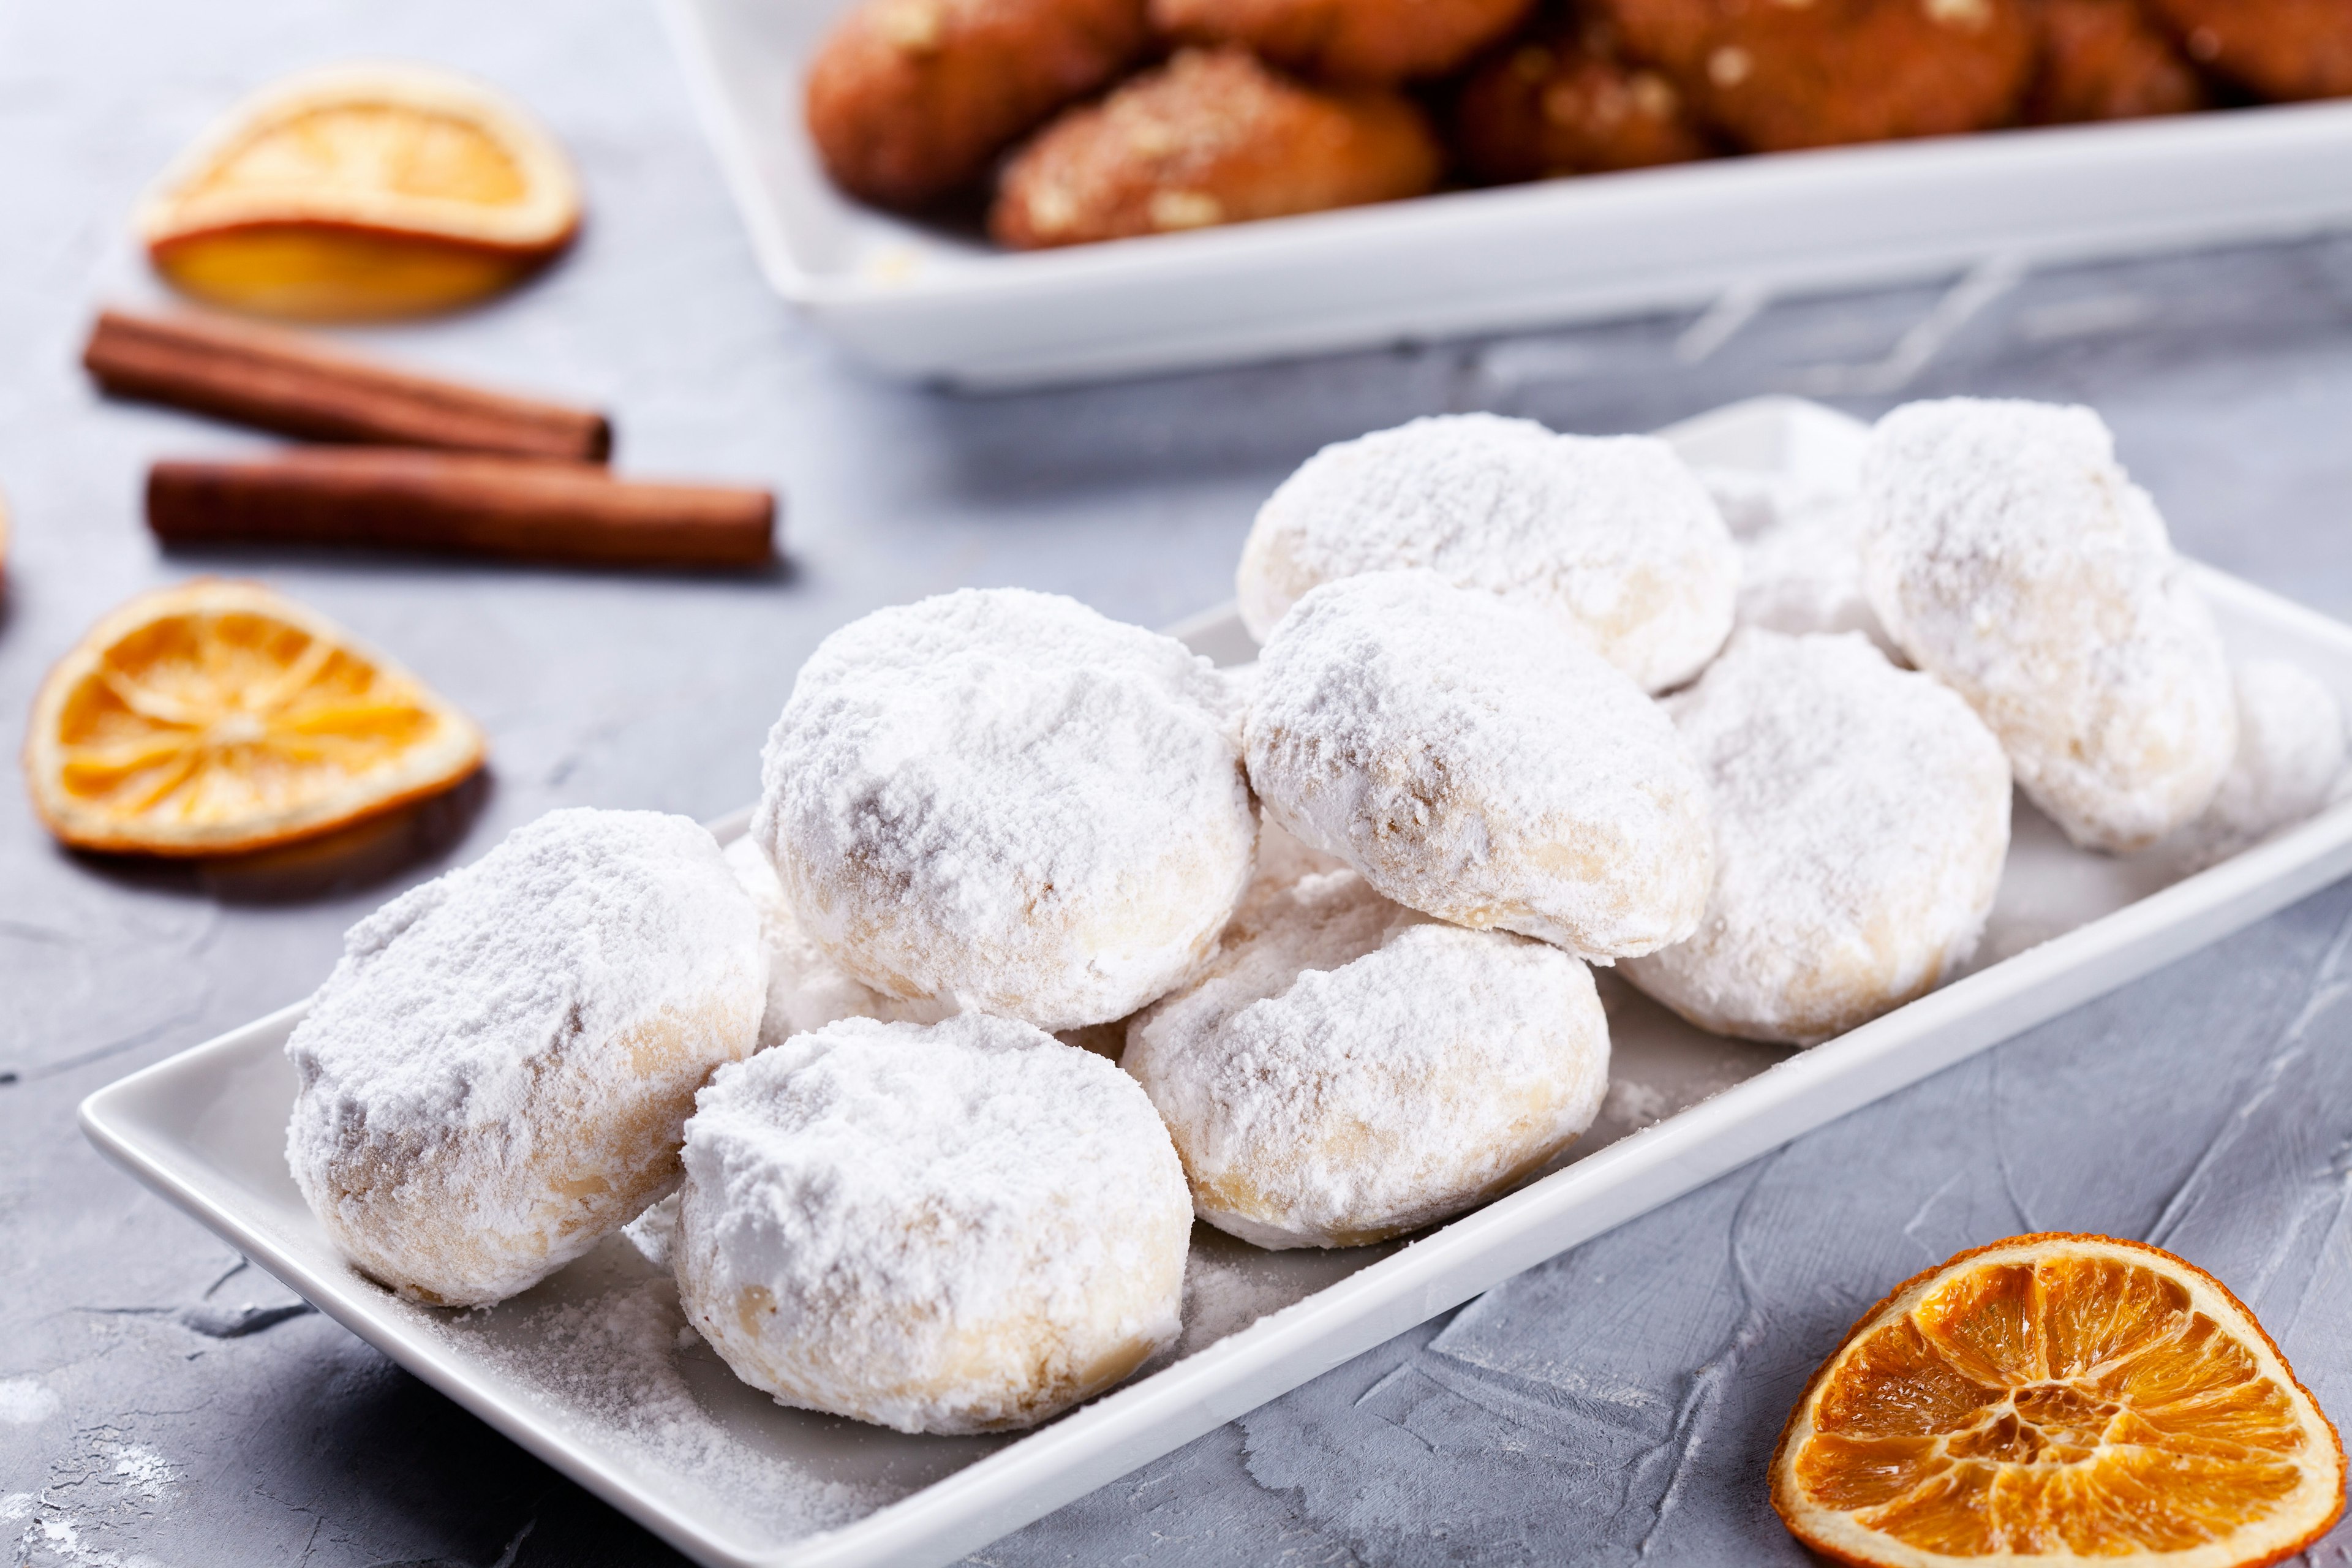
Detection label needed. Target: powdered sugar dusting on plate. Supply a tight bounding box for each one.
[437,1254,897,1543]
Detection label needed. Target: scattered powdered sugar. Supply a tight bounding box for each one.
[1245,569,1714,960]
[106,1446,175,1502]
[0,1377,59,1427]
[755,588,1256,1031]
[722,835,953,1047]
[448,1267,890,1541]
[1860,398,2235,854]
[1600,1079,1673,1133]
[2141,658,2348,875]
[1238,413,1740,692]
[674,1014,1192,1434]
[1125,867,1609,1248]
[285,808,764,1305]
[1170,1246,1311,1356]
[1623,631,2012,1045]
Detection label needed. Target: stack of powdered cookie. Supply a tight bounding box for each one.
[283,396,2345,1438]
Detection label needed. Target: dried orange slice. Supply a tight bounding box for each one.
[137,63,581,321]
[24,579,484,856]
[1772,1233,2345,1568]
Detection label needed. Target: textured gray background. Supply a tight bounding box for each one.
[10,0,2352,1562]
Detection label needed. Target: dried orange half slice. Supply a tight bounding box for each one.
[137,62,581,320]
[1771,1233,2345,1568]
[24,579,484,856]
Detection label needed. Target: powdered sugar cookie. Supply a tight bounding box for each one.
[1695,465,1890,650]
[1861,398,2236,853]
[1245,570,1713,959]
[1733,492,1895,655]
[1621,631,2011,1044]
[1125,868,1609,1248]
[673,1013,1190,1434]
[2144,658,2346,875]
[1237,413,1740,693]
[285,809,764,1307]
[722,835,951,1048]
[756,588,1256,1031]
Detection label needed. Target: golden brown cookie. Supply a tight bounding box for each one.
[1594,0,2035,152]
[990,48,1441,248]
[2144,0,2352,101]
[805,0,1149,209]
[1452,18,1713,182]
[1149,0,1531,83]
[2025,0,2206,123]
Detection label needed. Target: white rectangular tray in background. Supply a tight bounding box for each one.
[663,0,2352,386]
[81,399,2352,1567]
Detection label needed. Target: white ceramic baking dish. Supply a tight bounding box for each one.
[82,398,2352,1567]
[660,0,2352,387]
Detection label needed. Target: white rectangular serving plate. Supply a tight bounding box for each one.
[663,0,2352,387]
[82,399,2352,1568]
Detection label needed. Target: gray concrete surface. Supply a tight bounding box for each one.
[11,1,2352,1562]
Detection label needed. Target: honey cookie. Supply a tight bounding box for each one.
[990,48,1440,247]
[807,0,1148,208]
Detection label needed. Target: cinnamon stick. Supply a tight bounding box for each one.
[148,449,775,570]
[87,309,612,462]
